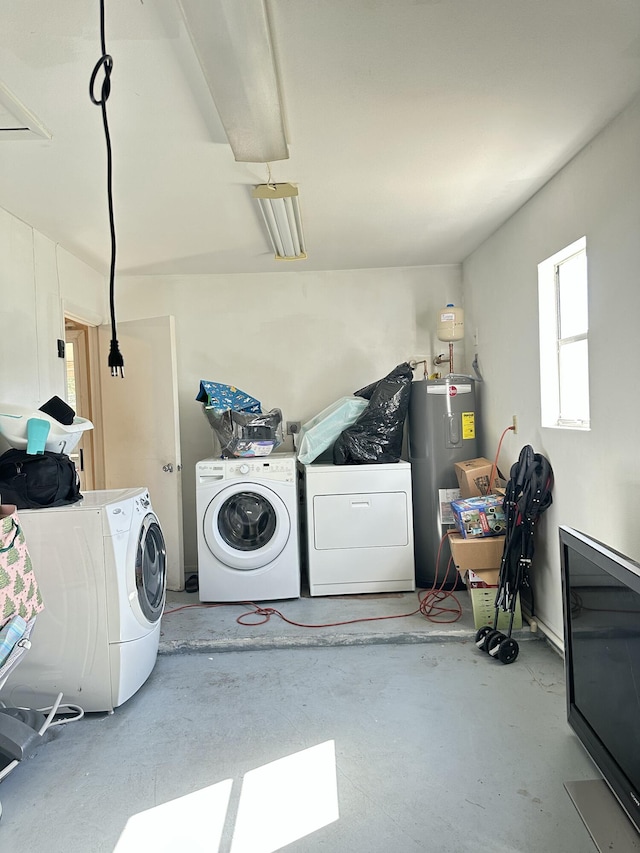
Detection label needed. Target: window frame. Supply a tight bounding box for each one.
[538,236,590,431]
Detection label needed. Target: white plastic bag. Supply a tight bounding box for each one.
[297,396,369,465]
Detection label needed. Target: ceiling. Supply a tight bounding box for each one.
[1,0,639,277]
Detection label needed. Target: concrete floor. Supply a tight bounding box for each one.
[159,587,531,652]
[0,590,599,852]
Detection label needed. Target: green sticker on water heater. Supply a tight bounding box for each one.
[462,412,475,439]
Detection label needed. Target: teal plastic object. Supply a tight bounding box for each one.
[26,418,50,455]
[297,396,369,464]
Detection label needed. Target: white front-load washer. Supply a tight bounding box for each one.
[0,488,166,713]
[196,453,300,601]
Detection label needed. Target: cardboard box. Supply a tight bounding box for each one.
[454,457,502,498]
[465,571,522,630]
[465,567,501,588]
[448,534,505,585]
[450,494,506,539]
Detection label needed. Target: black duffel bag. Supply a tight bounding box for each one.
[0,449,82,509]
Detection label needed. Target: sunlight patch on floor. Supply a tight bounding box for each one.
[112,741,339,853]
[231,740,339,853]
[113,779,233,853]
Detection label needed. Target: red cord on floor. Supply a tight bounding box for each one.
[164,428,520,630]
[163,531,463,628]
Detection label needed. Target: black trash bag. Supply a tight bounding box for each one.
[0,449,82,509]
[203,407,284,457]
[333,362,413,464]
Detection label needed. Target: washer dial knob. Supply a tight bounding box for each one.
[239,464,250,475]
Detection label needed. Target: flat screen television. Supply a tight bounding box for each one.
[560,525,640,847]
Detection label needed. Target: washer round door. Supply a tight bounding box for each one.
[203,482,290,570]
[134,512,167,623]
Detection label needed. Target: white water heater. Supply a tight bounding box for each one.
[437,303,464,342]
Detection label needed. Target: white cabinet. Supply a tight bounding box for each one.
[302,462,415,596]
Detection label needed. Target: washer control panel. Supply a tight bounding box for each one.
[196,455,296,483]
[197,460,225,476]
[227,459,294,476]
[133,491,151,514]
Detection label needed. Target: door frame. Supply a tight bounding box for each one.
[62,303,106,490]
[65,323,95,490]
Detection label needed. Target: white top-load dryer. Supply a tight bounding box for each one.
[301,461,415,596]
[0,488,166,713]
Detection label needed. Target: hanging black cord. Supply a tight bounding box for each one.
[89,0,124,377]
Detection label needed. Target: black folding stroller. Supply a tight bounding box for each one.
[475,445,554,664]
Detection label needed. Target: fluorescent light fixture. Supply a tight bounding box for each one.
[252,183,307,260]
[0,82,51,140]
[178,0,288,163]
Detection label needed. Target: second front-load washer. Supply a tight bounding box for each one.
[196,454,300,601]
[0,488,166,713]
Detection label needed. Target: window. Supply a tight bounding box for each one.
[538,237,590,429]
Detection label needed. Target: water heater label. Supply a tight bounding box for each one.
[462,412,475,439]
[427,384,472,395]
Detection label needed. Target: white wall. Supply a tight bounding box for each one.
[463,93,640,642]
[117,265,462,572]
[0,206,106,410]
[6,75,638,638]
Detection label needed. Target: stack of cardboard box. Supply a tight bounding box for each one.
[453,457,502,498]
[449,458,522,630]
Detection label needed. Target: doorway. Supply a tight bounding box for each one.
[63,312,184,589]
[64,318,97,491]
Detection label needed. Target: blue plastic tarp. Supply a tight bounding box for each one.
[196,380,262,414]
